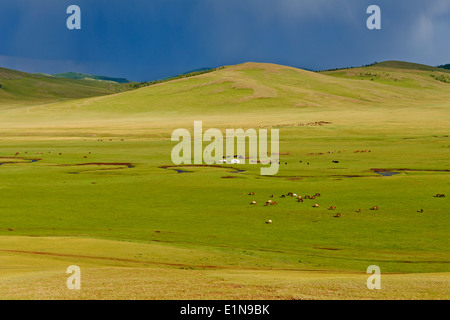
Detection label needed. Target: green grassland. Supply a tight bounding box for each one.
[0,62,448,299]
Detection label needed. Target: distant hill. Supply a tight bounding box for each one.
[437,64,450,70]
[0,67,133,108]
[322,60,450,85]
[373,60,450,73]
[52,72,131,84]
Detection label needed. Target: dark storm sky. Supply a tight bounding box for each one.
[0,0,449,81]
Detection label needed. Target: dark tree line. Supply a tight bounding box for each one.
[437,64,450,70]
[129,67,225,89]
[317,62,378,73]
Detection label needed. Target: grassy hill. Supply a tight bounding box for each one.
[372,60,450,73]
[0,67,134,109]
[2,61,449,130]
[0,61,448,299]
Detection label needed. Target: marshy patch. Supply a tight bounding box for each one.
[60,162,135,174]
[0,157,41,166]
[173,169,193,173]
[313,247,341,251]
[371,168,450,175]
[159,164,244,174]
[60,162,134,168]
[375,171,401,177]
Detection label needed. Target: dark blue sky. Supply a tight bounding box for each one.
[0,0,449,81]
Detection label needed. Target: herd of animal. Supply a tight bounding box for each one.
[248,191,446,224]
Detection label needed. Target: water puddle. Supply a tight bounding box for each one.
[375,171,401,177]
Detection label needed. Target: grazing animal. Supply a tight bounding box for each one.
[297,198,303,202]
[305,195,311,199]
[311,196,316,199]
[250,201,257,205]
[315,193,321,197]
[280,195,286,198]
[313,204,319,208]
[332,160,339,164]
[334,213,341,218]
[271,201,278,206]
[269,195,274,198]
[357,209,362,213]
[372,206,379,210]
[266,220,273,224]
[435,194,445,198]
[329,206,336,210]
[287,192,293,196]
[419,209,424,213]
[249,192,255,195]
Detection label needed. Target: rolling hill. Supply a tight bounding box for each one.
[0,67,134,109]
[2,60,449,132]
